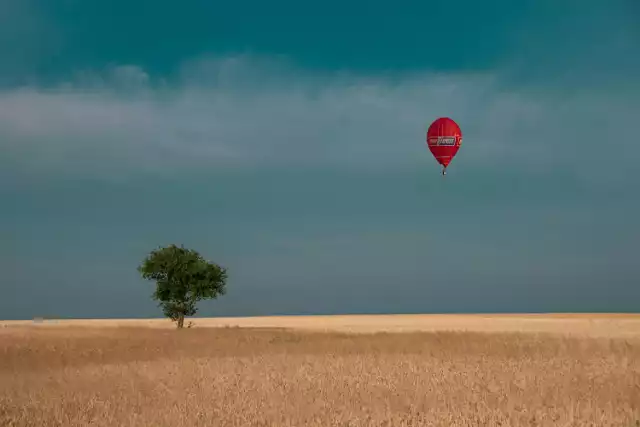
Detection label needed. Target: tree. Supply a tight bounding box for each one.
[138,244,227,328]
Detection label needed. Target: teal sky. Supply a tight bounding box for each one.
[2,1,639,319]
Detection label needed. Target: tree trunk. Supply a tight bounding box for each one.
[177,314,185,329]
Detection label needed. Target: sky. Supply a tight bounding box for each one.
[2,0,639,319]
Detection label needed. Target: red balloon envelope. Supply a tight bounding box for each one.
[426,117,462,175]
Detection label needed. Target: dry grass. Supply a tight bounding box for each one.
[1,322,639,426]
[4,313,640,338]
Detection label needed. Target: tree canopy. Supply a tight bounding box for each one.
[138,244,227,328]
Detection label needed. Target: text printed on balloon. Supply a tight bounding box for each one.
[428,136,457,146]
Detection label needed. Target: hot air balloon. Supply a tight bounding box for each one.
[426,117,462,176]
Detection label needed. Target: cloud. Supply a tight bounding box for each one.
[1,55,638,186]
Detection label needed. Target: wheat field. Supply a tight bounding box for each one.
[1,315,640,426]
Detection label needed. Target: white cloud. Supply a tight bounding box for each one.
[1,55,638,184]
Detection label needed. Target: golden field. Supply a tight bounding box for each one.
[1,314,640,426]
[4,313,640,337]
